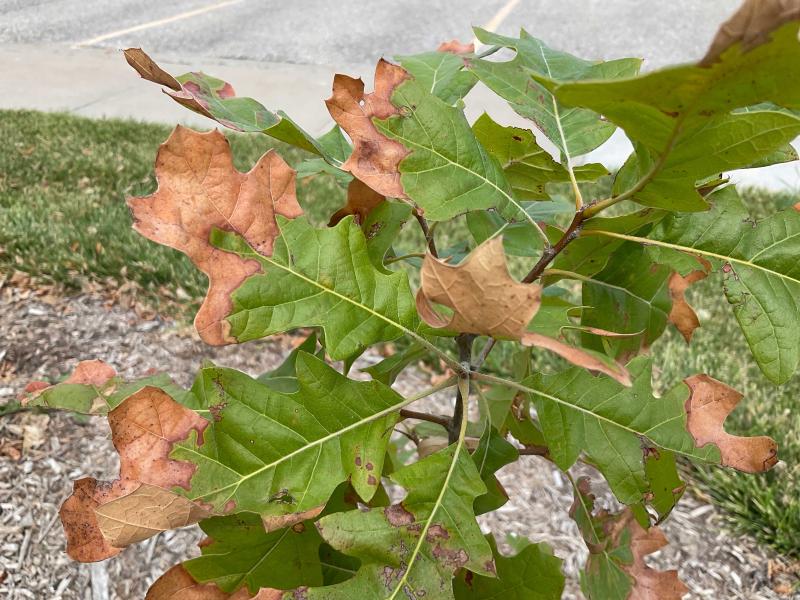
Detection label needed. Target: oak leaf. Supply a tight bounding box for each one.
[667,257,711,343]
[416,237,541,338]
[684,375,778,472]
[60,387,209,561]
[701,0,800,65]
[128,126,302,345]
[22,359,116,411]
[328,178,385,226]
[325,59,410,198]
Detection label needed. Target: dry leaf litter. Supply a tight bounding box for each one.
[0,278,798,599]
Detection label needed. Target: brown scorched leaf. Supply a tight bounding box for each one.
[328,178,385,226]
[60,387,210,561]
[702,0,800,65]
[685,375,778,473]
[128,126,302,345]
[325,59,410,198]
[667,257,711,343]
[416,237,541,338]
[417,238,630,384]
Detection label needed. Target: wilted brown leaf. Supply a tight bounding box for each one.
[416,237,542,338]
[325,59,410,199]
[60,387,210,561]
[437,39,475,54]
[685,374,778,472]
[124,48,182,91]
[668,258,711,343]
[328,178,385,226]
[520,332,632,386]
[701,0,800,65]
[610,511,689,600]
[128,126,302,345]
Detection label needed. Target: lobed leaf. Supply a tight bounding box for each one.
[545,16,800,211]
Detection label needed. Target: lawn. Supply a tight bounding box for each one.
[1,109,798,558]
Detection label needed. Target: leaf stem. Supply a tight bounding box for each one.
[522,208,584,284]
[449,334,475,444]
[399,408,450,428]
[414,209,439,258]
[384,252,427,264]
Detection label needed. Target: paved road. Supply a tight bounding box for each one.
[2,0,739,68]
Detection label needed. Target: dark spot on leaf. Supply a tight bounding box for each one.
[426,524,449,541]
[385,504,415,527]
[432,545,469,569]
[208,402,226,422]
[365,462,374,471]
[512,134,523,142]
[367,475,377,485]
[292,522,306,533]
[355,456,362,467]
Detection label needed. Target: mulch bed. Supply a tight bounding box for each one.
[1,278,797,599]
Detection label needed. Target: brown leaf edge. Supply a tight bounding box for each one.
[437,39,475,55]
[325,59,411,199]
[127,126,302,346]
[684,374,778,473]
[700,0,800,65]
[328,178,386,226]
[668,257,712,343]
[60,387,210,561]
[146,565,281,599]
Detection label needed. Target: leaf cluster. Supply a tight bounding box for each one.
[19,2,800,598]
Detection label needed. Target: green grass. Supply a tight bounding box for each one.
[0,109,344,314]
[1,109,799,557]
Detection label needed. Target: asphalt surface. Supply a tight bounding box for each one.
[1,0,739,69]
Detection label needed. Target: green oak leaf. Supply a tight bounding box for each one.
[279,445,494,600]
[643,186,800,384]
[172,353,402,515]
[361,200,414,272]
[579,242,672,359]
[453,535,564,600]
[396,51,478,105]
[214,215,420,361]
[363,341,429,385]
[183,512,324,593]
[472,113,607,201]
[546,21,800,211]
[467,28,641,159]
[525,357,719,513]
[471,426,518,515]
[374,77,524,222]
[256,332,324,393]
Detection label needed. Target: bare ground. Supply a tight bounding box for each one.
[1,279,798,599]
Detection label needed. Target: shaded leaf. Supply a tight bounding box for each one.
[329,178,386,226]
[128,126,302,346]
[184,512,324,593]
[363,341,429,385]
[471,427,518,515]
[453,534,564,600]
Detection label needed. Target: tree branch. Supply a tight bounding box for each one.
[414,209,438,258]
[399,409,451,428]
